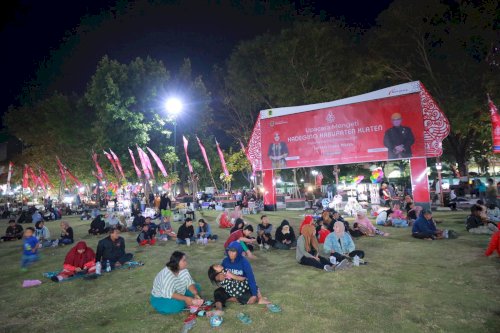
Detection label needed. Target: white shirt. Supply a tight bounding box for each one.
[151,267,194,298]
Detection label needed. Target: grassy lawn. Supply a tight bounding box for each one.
[0,210,498,333]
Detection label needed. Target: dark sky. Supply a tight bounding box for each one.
[0,0,393,124]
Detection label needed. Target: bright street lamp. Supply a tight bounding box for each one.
[164,97,183,174]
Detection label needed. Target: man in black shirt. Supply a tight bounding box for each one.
[96,228,133,268]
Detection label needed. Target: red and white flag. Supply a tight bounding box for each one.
[65,168,82,187]
[22,165,30,189]
[239,139,255,176]
[138,147,155,180]
[488,95,500,154]
[104,150,120,177]
[92,153,105,179]
[216,139,229,177]
[147,147,168,177]
[128,148,142,179]
[183,136,193,173]
[110,149,126,179]
[39,168,54,189]
[7,162,13,189]
[56,156,67,183]
[196,136,211,172]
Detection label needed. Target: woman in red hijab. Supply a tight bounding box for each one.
[299,216,315,235]
[51,241,96,282]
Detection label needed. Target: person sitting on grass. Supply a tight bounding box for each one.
[486,204,500,223]
[316,210,333,233]
[88,215,106,235]
[354,210,389,237]
[389,204,409,227]
[208,263,251,310]
[1,219,23,241]
[332,210,351,233]
[144,217,157,236]
[274,220,297,250]
[299,215,315,234]
[137,224,156,246]
[485,231,500,257]
[412,209,444,240]
[406,203,421,225]
[150,251,203,315]
[376,208,394,227]
[324,222,365,263]
[20,227,40,271]
[230,218,245,234]
[51,241,96,282]
[318,223,331,244]
[95,228,133,269]
[224,225,257,259]
[129,211,146,232]
[256,215,274,250]
[176,218,195,245]
[158,216,176,241]
[211,241,269,313]
[296,224,348,272]
[53,221,74,246]
[34,221,51,247]
[196,219,218,242]
[217,210,232,229]
[466,204,498,235]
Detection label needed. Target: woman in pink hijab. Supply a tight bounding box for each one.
[353,210,389,237]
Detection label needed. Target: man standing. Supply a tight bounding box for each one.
[383,112,415,159]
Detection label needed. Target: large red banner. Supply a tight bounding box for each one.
[489,97,500,154]
[260,94,426,170]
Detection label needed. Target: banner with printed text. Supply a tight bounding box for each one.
[260,93,426,169]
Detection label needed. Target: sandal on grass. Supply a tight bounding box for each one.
[266,304,282,313]
[237,312,252,324]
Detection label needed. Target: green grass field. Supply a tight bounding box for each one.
[0,210,498,333]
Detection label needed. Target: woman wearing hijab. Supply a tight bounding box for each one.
[274,220,297,250]
[51,241,96,282]
[299,216,314,235]
[88,215,106,235]
[296,224,348,272]
[353,210,389,237]
[323,222,365,263]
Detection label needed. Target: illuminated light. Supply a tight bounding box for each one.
[165,97,183,117]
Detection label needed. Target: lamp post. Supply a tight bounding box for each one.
[436,158,444,207]
[165,98,183,174]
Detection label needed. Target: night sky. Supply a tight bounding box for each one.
[0,0,393,125]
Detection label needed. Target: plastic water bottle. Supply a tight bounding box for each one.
[186,238,191,246]
[105,260,111,272]
[203,238,208,245]
[95,261,102,275]
[353,255,360,267]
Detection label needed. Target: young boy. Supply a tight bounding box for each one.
[21,227,40,271]
[137,224,156,246]
[256,215,274,250]
[224,225,257,259]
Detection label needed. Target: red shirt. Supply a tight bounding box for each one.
[485,231,500,257]
[224,230,244,248]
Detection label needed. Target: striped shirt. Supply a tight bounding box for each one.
[151,267,195,298]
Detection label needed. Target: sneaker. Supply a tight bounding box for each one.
[329,256,337,265]
[264,244,270,250]
[323,264,334,272]
[335,259,350,271]
[443,230,449,239]
[51,276,60,283]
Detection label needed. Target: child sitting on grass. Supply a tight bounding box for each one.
[158,216,176,241]
[137,224,156,246]
[21,227,40,271]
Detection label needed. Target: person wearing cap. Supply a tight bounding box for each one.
[411,209,444,240]
[383,112,415,159]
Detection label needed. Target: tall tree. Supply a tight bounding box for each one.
[219,20,384,140]
[4,93,95,185]
[369,0,500,174]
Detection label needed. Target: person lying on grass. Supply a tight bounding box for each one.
[51,241,96,282]
[95,228,133,268]
[296,224,348,272]
[224,225,257,259]
[150,251,203,315]
[412,209,444,240]
[323,222,365,263]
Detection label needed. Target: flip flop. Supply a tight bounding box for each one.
[210,315,223,328]
[266,304,282,313]
[237,312,252,324]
